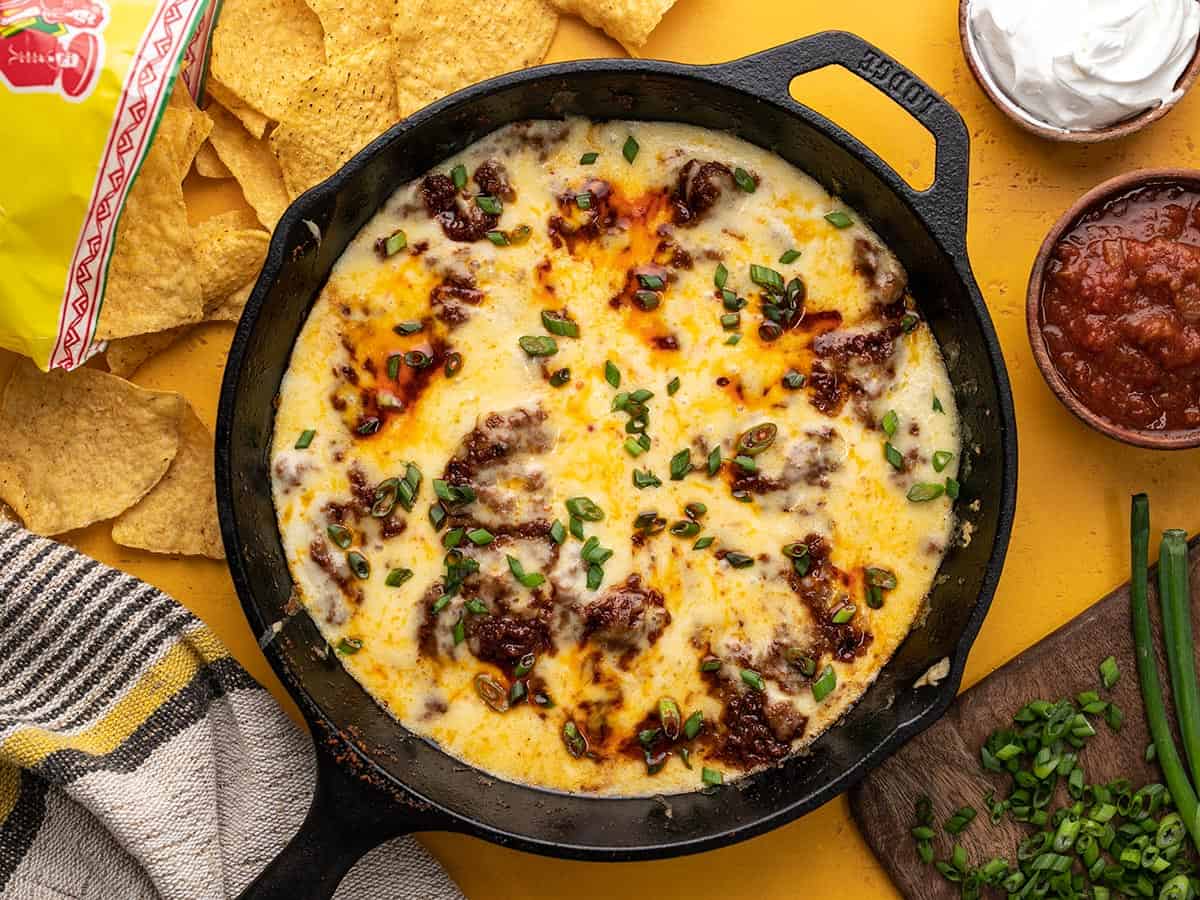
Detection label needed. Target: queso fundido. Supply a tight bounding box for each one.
[269,119,962,796]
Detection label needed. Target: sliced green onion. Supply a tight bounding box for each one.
[346,551,370,579]
[825,211,853,229]
[782,371,806,390]
[509,225,532,245]
[622,135,639,163]
[327,523,352,549]
[294,429,316,449]
[831,604,856,624]
[549,367,570,387]
[885,442,903,470]
[485,230,509,247]
[1099,655,1120,690]
[779,248,801,264]
[670,520,700,538]
[669,449,693,480]
[569,515,584,540]
[932,450,953,473]
[908,482,945,502]
[749,264,785,293]
[383,229,407,256]
[442,528,464,548]
[725,552,753,568]
[580,151,599,165]
[586,564,603,590]
[737,422,777,455]
[933,394,945,413]
[900,313,919,333]
[632,469,661,489]
[707,446,722,476]
[336,636,363,655]
[693,536,714,550]
[395,320,423,335]
[404,350,433,368]
[700,656,722,672]
[541,310,579,338]
[882,410,898,437]
[604,360,620,388]
[684,710,704,740]
[387,353,402,380]
[385,567,413,587]
[659,698,682,739]
[566,496,604,521]
[702,767,724,787]
[725,334,741,346]
[474,673,508,712]
[714,263,728,289]
[812,665,837,702]
[562,721,587,757]
[518,335,557,357]
[740,668,765,691]
[720,312,740,330]
[575,192,592,210]
[466,527,493,546]
[945,477,960,500]
[476,195,502,215]
[465,598,488,615]
[450,164,467,190]
[732,167,756,193]
[549,520,566,544]
[667,376,681,396]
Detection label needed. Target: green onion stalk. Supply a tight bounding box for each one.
[1130,495,1200,851]
[1159,528,1200,790]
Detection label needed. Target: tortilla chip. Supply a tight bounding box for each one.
[389,0,557,117]
[96,119,204,341]
[192,214,269,310]
[305,0,388,55]
[195,141,233,179]
[208,281,254,323]
[210,0,326,123]
[112,406,224,558]
[168,81,213,176]
[105,327,192,378]
[270,38,400,198]
[207,102,291,230]
[0,362,185,535]
[548,0,674,49]
[205,77,271,139]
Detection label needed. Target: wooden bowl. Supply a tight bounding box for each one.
[959,0,1200,143]
[1027,169,1200,450]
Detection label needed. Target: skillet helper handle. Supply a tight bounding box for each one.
[237,744,432,900]
[721,31,971,255]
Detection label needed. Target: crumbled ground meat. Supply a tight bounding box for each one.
[430,276,484,328]
[853,237,908,306]
[443,407,553,484]
[421,173,498,242]
[467,611,551,668]
[473,160,515,201]
[671,160,736,226]
[715,688,792,768]
[548,179,618,253]
[582,575,670,650]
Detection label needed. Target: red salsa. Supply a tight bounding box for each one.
[1041,182,1200,432]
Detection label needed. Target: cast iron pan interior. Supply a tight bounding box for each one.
[216,29,1017,896]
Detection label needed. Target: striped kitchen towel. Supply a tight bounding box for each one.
[0,522,464,900]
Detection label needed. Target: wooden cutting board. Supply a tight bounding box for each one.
[849,538,1200,899]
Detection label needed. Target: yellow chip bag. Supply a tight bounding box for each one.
[113,405,224,558]
[547,0,675,49]
[270,38,399,198]
[0,0,216,369]
[390,0,557,117]
[207,100,291,229]
[0,361,185,535]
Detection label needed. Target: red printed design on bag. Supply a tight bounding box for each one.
[0,0,106,101]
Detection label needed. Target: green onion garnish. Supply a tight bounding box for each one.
[824,211,853,228]
[294,429,316,449]
[634,290,660,311]
[383,229,407,256]
[452,616,465,645]
[505,554,546,589]
[812,666,837,702]
[476,195,502,215]
[945,478,960,500]
[622,135,639,163]
[404,350,432,368]
[442,528,464,548]
[714,263,728,289]
[336,636,363,655]
[465,598,488,615]
[900,314,919,333]
[932,450,954,473]
[882,410,899,436]
[782,371,806,390]
[549,367,570,387]
[327,523,352,549]
[736,422,777,455]
[667,376,680,396]
[541,310,579,338]
[685,502,706,520]
[693,535,714,550]
[486,230,509,247]
[518,335,557,357]
[749,264,785,293]
[346,551,370,579]
[700,656,722,672]
[885,442,903,470]
[450,164,467,190]
[702,767,724,787]
[908,482,946,502]
[428,503,447,530]
[779,248,801,264]
[586,564,603,590]
[466,528,493,546]
[575,193,592,210]
[394,320,423,335]
[733,167,756,193]
[550,520,566,544]
[684,710,704,739]
[605,360,620,388]
[632,469,661,489]
[566,496,604,521]
[669,449,693,481]
[580,151,599,165]
[569,516,584,540]
[385,567,413,587]
[706,446,721,476]
[720,312,740,331]
[1100,656,1120,690]
[562,721,587,757]
[933,394,945,413]
[624,437,647,458]
[725,552,754,568]
[831,603,856,624]
[740,668,765,691]
[637,273,665,290]
[386,353,401,380]
[670,520,700,538]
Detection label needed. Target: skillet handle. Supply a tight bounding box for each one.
[237,741,439,900]
[718,31,970,254]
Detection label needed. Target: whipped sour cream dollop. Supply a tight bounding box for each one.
[968,0,1200,132]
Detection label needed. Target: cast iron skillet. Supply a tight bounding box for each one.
[216,30,1017,899]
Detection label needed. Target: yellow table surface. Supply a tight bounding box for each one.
[10,0,1200,896]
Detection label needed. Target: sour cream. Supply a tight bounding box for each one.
[968,0,1200,132]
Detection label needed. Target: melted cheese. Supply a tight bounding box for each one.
[271,119,959,796]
